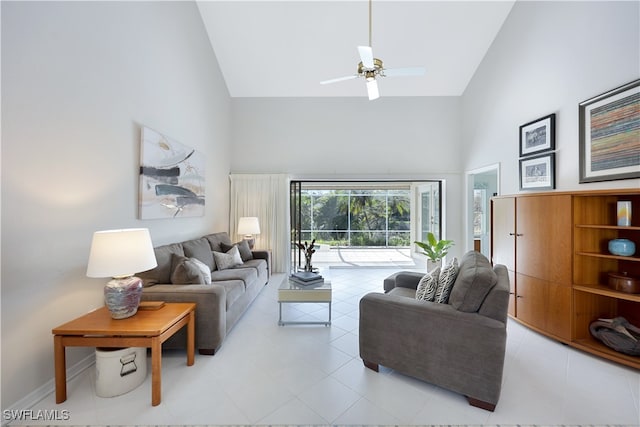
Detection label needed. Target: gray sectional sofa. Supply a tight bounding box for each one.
[359,251,510,411]
[138,232,270,355]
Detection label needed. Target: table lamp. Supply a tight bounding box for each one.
[86,228,157,319]
[237,216,260,249]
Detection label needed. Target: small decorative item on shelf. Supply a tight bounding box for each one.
[608,272,640,294]
[589,317,640,356]
[608,238,636,256]
[617,201,632,226]
[295,239,316,272]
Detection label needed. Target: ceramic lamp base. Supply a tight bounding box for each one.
[104,276,143,319]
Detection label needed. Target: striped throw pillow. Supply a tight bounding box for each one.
[434,258,459,304]
[415,267,441,301]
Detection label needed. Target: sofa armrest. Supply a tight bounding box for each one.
[251,250,271,275]
[394,272,425,290]
[141,284,226,350]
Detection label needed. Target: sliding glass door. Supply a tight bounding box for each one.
[290,180,442,270]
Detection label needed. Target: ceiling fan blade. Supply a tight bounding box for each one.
[358,45,375,69]
[366,79,379,101]
[383,67,426,77]
[320,75,358,85]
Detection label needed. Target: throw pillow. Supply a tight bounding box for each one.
[221,240,253,262]
[434,257,459,304]
[449,251,498,313]
[171,255,205,284]
[190,257,212,284]
[182,237,215,271]
[213,245,244,270]
[415,267,441,301]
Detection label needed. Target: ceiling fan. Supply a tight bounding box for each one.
[320,0,426,100]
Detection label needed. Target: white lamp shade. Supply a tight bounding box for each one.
[237,217,260,236]
[87,228,157,278]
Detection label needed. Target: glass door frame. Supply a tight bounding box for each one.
[411,181,443,260]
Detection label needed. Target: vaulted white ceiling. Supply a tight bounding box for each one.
[197,1,515,98]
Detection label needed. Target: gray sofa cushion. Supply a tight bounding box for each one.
[239,258,268,278]
[139,243,185,286]
[388,287,416,299]
[204,232,232,253]
[210,267,258,288]
[183,237,215,271]
[449,251,497,313]
[478,265,510,323]
[171,255,206,284]
[220,280,245,309]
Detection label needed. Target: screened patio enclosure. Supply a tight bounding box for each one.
[290,181,443,269]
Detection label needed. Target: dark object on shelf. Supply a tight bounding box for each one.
[608,272,640,294]
[590,317,640,356]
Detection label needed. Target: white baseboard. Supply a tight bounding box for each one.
[2,353,95,427]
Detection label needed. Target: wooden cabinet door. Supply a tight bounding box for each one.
[491,197,515,270]
[491,197,516,316]
[517,274,571,341]
[516,195,572,285]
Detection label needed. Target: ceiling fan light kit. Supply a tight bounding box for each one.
[320,0,426,100]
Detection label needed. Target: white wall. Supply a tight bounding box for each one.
[462,1,640,194]
[230,96,466,259]
[1,1,231,408]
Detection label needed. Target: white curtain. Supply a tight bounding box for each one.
[229,174,290,273]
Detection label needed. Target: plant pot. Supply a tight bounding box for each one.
[427,259,442,272]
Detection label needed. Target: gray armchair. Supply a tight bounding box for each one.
[359,251,510,411]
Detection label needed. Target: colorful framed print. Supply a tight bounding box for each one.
[519,113,555,157]
[579,79,640,183]
[519,152,555,191]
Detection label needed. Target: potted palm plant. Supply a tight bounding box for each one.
[415,232,454,270]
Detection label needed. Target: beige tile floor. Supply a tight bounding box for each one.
[18,267,640,426]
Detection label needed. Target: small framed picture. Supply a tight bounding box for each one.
[579,79,640,183]
[519,113,555,157]
[519,153,555,191]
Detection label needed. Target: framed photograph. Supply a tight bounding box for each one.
[520,153,555,191]
[520,113,555,157]
[579,79,640,183]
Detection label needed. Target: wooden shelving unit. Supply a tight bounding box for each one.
[573,283,640,303]
[572,190,640,369]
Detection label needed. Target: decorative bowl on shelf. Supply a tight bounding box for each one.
[608,272,640,294]
[608,238,636,257]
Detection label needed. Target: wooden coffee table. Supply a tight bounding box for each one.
[52,302,195,406]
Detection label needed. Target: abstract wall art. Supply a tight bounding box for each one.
[579,79,640,183]
[139,126,205,219]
